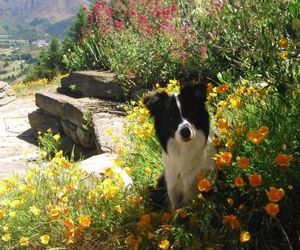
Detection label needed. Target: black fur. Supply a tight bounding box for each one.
[143,84,209,153]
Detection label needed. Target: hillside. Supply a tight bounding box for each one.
[0,0,93,39]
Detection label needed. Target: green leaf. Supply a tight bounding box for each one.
[289,0,299,18]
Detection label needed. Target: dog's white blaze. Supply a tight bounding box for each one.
[174,94,197,142]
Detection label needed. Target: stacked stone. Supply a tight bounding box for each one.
[0,81,16,107]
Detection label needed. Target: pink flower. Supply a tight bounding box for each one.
[115,20,123,29]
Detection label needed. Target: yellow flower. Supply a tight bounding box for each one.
[240,231,251,243]
[9,211,16,219]
[78,215,91,228]
[114,205,123,213]
[40,150,48,159]
[40,234,50,245]
[279,51,288,60]
[145,167,152,176]
[2,226,9,232]
[10,199,24,208]
[53,133,60,141]
[217,118,229,135]
[229,95,241,108]
[159,239,170,250]
[2,233,11,241]
[29,206,41,216]
[19,237,29,246]
[106,128,113,135]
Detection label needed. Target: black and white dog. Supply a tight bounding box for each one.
[143,83,215,210]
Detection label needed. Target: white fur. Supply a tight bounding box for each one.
[162,131,215,209]
[162,94,215,209]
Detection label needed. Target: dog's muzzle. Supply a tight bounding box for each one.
[178,122,195,142]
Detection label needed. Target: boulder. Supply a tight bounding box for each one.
[79,153,133,189]
[60,71,125,101]
[0,81,16,107]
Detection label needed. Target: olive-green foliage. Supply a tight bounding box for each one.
[25,38,67,82]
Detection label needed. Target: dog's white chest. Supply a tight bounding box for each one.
[162,132,215,209]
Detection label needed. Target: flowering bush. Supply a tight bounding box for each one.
[1,79,300,248]
[0,151,145,249]
[115,79,300,249]
[62,0,299,95]
[63,0,210,92]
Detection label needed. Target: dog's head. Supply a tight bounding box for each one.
[143,84,209,152]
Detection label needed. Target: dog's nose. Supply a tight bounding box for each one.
[179,127,191,139]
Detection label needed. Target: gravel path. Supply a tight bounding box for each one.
[0,96,39,178]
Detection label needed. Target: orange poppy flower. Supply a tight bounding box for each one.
[265,203,280,217]
[275,154,293,167]
[197,178,212,192]
[226,139,235,149]
[247,130,263,145]
[278,38,288,49]
[235,176,245,187]
[247,126,269,145]
[267,186,285,202]
[161,212,172,223]
[248,173,262,188]
[214,151,233,168]
[212,137,221,147]
[259,126,269,138]
[238,157,250,169]
[215,83,231,94]
[222,214,240,230]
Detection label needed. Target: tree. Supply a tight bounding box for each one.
[68,6,89,42]
[25,38,67,82]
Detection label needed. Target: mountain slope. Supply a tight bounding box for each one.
[0,0,93,38]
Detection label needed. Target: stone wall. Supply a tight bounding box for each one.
[0,81,16,107]
[28,71,127,157]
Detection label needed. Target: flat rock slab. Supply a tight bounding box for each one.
[30,91,126,153]
[35,91,125,128]
[0,97,39,178]
[93,112,124,153]
[60,71,125,101]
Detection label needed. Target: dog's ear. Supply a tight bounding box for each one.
[180,83,207,103]
[143,92,169,117]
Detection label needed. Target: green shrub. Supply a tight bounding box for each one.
[38,129,62,160]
